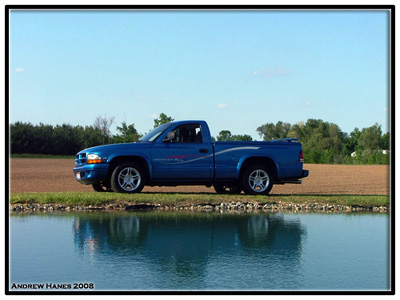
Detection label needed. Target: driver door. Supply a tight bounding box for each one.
[150,123,213,180]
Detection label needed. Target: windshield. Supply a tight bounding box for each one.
[139,123,172,142]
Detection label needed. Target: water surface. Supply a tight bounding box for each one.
[9,211,390,291]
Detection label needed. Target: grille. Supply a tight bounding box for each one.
[75,153,87,166]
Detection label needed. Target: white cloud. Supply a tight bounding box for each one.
[252,66,289,77]
[305,101,311,107]
[14,67,25,73]
[217,103,228,109]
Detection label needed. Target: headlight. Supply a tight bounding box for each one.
[87,154,103,164]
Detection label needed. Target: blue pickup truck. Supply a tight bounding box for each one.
[74,120,308,195]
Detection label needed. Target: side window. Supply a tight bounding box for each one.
[170,124,203,143]
[194,127,203,143]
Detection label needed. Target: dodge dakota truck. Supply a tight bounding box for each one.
[73,120,308,195]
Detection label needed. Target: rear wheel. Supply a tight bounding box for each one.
[110,163,145,193]
[242,165,273,195]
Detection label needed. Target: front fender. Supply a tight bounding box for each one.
[107,152,154,179]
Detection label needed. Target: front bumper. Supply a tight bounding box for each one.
[73,163,109,185]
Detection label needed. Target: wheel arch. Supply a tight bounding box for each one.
[107,155,151,182]
[237,156,278,182]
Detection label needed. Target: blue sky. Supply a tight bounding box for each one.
[9,9,391,140]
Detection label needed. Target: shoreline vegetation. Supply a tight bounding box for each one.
[10,192,390,213]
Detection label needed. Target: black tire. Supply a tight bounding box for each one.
[213,183,242,194]
[110,163,145,193]
[92,181,113,192]
[241,164,274,195]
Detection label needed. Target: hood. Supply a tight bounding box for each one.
[77,142,149,155]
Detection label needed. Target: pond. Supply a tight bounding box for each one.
[8,211,391,292]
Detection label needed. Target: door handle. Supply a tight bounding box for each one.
[199,148,209,153]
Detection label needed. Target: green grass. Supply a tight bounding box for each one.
[9,192,390,208]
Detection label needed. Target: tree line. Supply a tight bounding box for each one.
[10,113,389,164]
[9,114,171,156]
[255,120,389,165]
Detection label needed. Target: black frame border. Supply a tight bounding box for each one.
[5,4,395,296]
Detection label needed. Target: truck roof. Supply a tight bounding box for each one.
[168,120,206,125]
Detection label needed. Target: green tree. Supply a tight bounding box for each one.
[293,119,347,164]
[256,121,291,141]
[357,123,382,152]
[217,130,253,141]
[216,130,232,141]
[287,122,305,139]
[82,125,104,149]
[381,132,390,150]
[114,121,142,143]
[230,134,253,141]
[344,128,361,156]
[52,124,84,155]
[153,113,174,128]
[10,122,35,154]
[349,124,389,164]
[32,123,53,154]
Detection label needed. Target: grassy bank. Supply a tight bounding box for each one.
[10,192,390,208]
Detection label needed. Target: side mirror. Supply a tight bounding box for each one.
[163,131,175,142]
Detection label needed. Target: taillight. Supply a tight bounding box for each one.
[299,150,304,163]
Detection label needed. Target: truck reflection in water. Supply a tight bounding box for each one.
[73,212,305,283]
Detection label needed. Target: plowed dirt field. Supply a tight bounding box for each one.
[9,159,390,195]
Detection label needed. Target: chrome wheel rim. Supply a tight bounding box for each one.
[118,167,141,191]
[248,169,269,192]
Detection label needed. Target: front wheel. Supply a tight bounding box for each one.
[110,163,145,193]
[242,165,274,195]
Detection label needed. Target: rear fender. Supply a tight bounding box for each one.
[236,155,279,181]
